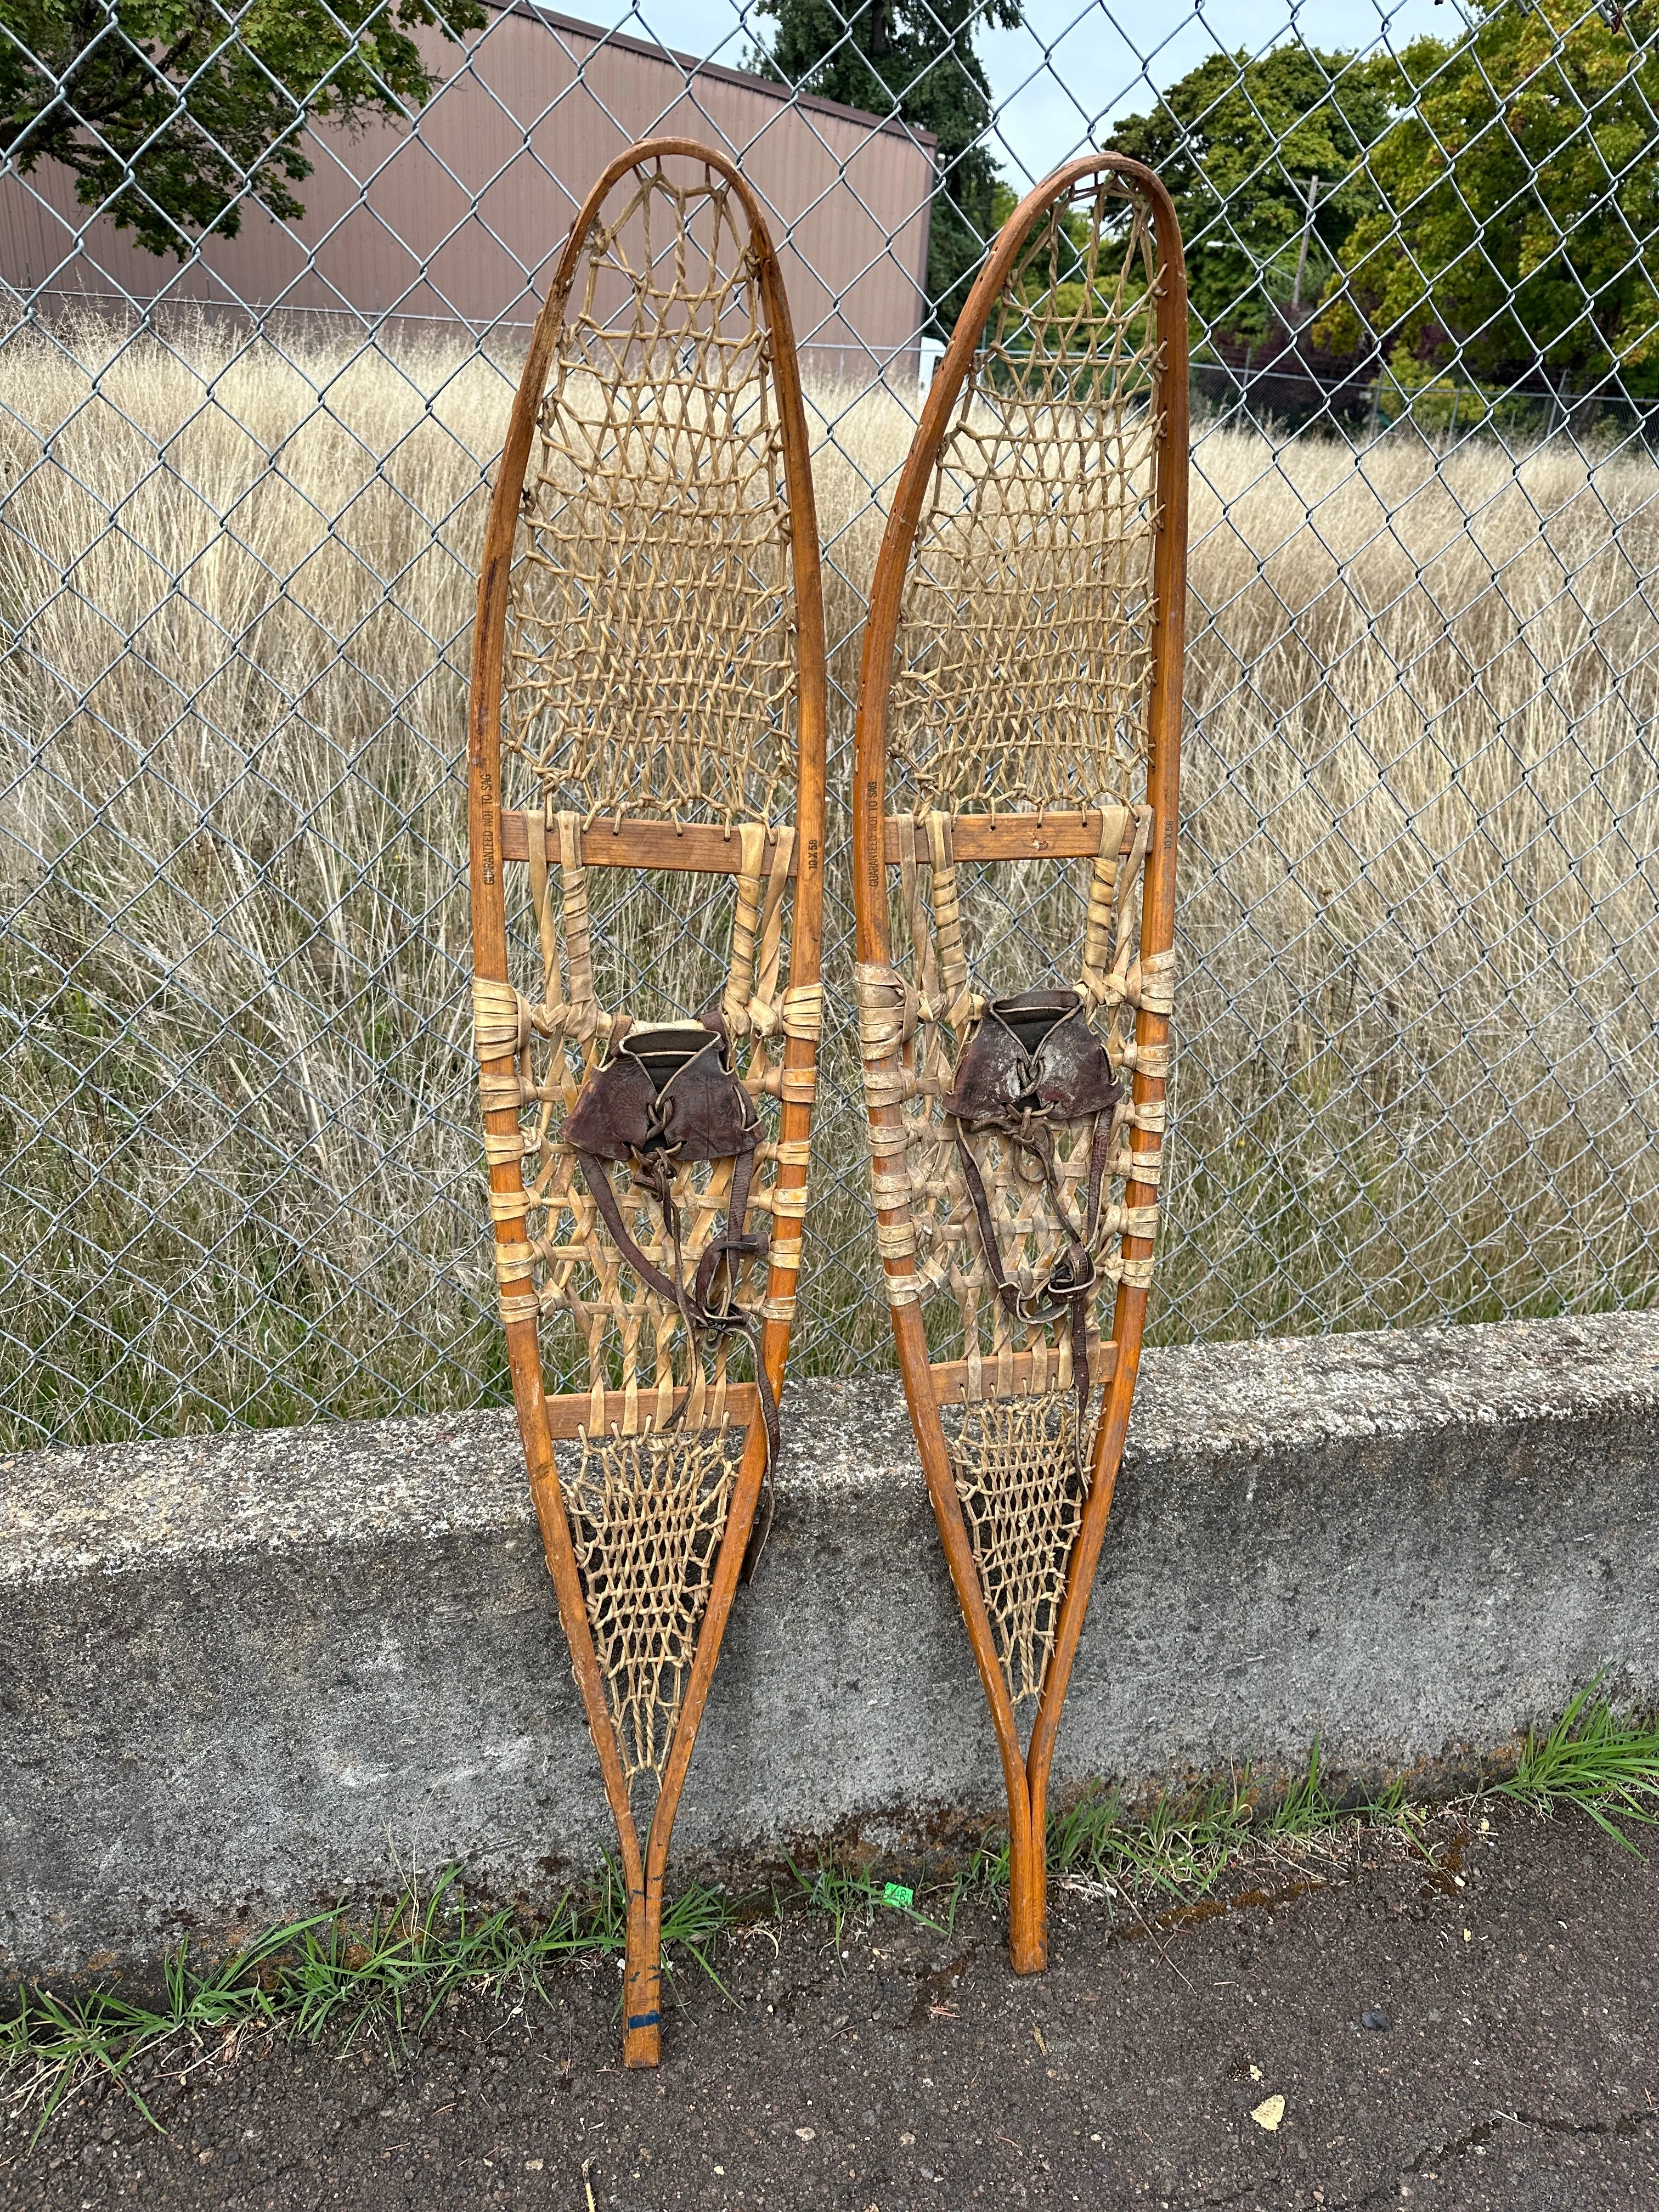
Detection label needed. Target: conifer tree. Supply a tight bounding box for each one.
[754,0,1021,334]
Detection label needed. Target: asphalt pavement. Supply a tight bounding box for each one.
[3,1802,1656,2210]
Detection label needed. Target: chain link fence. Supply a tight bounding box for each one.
[3,0,1657,1448]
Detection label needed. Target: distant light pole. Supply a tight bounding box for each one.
[1291,173,1321,318]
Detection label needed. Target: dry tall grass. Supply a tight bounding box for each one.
[3,316,1656,1446]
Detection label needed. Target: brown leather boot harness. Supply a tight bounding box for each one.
[565,1013,780,1470]
[941,989,1121,1444]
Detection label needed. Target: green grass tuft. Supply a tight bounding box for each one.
[1039,1743,1421,1909]
[781,1857,957,1948]
[0,1866,714,2145]
[9,1692,1659,2139]
[1495,1679,1659,1851]
[1045,1775,1256,1901]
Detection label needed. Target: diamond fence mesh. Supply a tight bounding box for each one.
[2,0,1657,1448]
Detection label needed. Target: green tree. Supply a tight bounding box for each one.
[0,0,483,259]
[1320,0,1659,400]
[1106,45,1392,344]
[753,0,1021,336]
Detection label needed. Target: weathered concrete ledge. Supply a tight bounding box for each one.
[5,1313,1659,1977]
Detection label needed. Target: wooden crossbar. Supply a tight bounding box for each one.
[498,812,794,873]
[929,1344,1118,1407]
[542,1381,760,1441]
[498,808,1130,871]
[917,809,1132,864]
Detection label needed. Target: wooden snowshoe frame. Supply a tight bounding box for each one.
[852,154,1187,1973]
[469,141,826,2067]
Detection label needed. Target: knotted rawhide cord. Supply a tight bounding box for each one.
[503,169,794,831]
[853,870,1172,1332]
[888,199,1161,819]
[472,807,808,1489]
[469,140,828,2073]
[567,1422,737,1784]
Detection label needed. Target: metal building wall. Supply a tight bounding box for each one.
[0,2,936,379]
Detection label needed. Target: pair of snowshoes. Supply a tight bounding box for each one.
[469,138,1186,2065]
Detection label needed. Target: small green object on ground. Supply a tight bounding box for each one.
[883,1882,915,1910]
[7,1798,1658,2208]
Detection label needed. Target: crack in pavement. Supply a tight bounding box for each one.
[1344,2103,1658,2208]
[1181,2103,1656,2212]
[1190,2170,1289,2208]
[5,1804,1655,2211]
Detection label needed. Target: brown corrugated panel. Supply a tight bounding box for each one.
[0,4,935,381]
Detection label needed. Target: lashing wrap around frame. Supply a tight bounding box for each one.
[852,151,1188,1974]
[467,139,826,2069]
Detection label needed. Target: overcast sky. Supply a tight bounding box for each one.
[582,0,1474,182]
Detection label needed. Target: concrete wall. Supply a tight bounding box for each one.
[4,1313,1658,1977]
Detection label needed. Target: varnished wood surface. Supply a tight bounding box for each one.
[1024,161,1189,1903]
[499,812,798,873]
[849,150,1189,1982]
[498,808,1128,871]
[910,810,1132,864]
[467,137,827,2074]
[540,1383,760,1440]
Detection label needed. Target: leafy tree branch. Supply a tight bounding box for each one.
[0,0,483,258]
